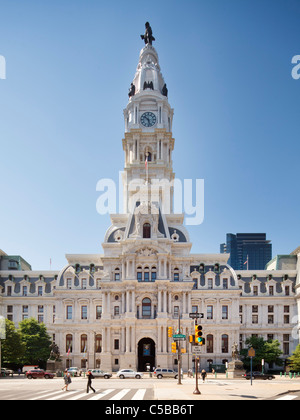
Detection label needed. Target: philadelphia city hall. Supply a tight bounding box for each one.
[1,24,299,373]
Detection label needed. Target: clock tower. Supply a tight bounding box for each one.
[122,29,175,215]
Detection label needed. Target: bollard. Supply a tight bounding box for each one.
[280,372,282,378]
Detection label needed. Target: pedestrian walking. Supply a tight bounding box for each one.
[201,369,207,383]
[86,370,96,394]
[62,369,71,391]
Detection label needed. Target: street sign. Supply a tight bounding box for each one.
[248,347,256,358]
[173,334,186,340]
[189,313,204,319]
[192,346,201,355]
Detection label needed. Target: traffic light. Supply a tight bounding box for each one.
[195,325,203,342]
[198,337,206,346]
[168,327,173,338]
[189,335,195,343]
[171,342,177,353]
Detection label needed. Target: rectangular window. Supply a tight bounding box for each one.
[22,305,29,320]
[67,278,72,289]
[222,306,228,320]
[66,306,73,320]
[207,305,213,320]
[81,306,88,320]
[223,278,228,289]
[208,279,213,289]
[23,286,27,297]
[38,286,43,296]
[81,279,87,289]
[96,306,102,320]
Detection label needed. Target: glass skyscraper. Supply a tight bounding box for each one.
[220,233,272,270]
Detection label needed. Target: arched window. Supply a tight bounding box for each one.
[142,298,151,319]
[151,266,157,282]
[81,334,88,353]
[66,334,73,353]
[144,267,150,282]
[221,334,229,353]
[95,334,102,353]
[173,268,179,282]
[137,266,143,282]
[143,223,151,238]
[114,267,120,281]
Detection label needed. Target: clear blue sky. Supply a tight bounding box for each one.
[0,0,299,270]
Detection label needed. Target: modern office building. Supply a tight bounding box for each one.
[220,233,272,270]
[0,27,299,373]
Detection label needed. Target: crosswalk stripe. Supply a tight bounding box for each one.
[109,389,131,400]
[29,390,66,400]
[131,389,146,400]
[46,391,78,400]
[87,389,116,400]
[276,395,297,401]
[68,391,92,401]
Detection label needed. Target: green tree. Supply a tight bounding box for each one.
[19,318,52,368]
[288,344,300,372]
[240,336,283,371]
[1,319,25,367]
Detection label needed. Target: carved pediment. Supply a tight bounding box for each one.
[136,248,158,257]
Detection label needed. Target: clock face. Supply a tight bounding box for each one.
[141,112,157,127]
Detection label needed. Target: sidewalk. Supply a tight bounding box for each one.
[152,375,300,400]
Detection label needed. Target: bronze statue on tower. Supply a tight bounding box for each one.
[141,22,155,46]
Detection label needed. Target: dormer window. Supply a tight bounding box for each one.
[8,260,18,270]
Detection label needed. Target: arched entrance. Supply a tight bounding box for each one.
[138,338,156,372]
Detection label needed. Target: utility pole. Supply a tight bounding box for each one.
[193,317,201,394]
[177,308,182,385]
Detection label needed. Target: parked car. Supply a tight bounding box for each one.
[153,368,178,379]
[244,371,275,380]
[116,369,143,379]
[1,368,14,377]
[67,367,82,377]
[90,369,112,379]
[26,369,55,379]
